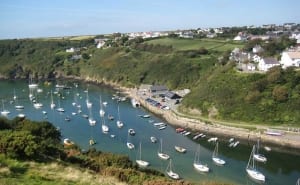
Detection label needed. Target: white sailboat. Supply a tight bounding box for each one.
[212,142,226,165]
[50,90,56,109]
[88,107,96,126]
[33,93,43,109]
[116,104,124,128]
[253,139,267,163]
[99,95,105,117]
[193,144,209,172]
[1,100,10,116]
[158,139,170,160]
[86,90,92,109]
[126,132,135,149]
[166,159,180,180]
[56,97,65,112]
[100,96,109,133]
[14,94,24,110]
[174,146,186,153]
[136,142,150,167]
[246,145,265,182]
[28,75,38,88]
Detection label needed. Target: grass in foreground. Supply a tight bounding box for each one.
[0,155,126,185]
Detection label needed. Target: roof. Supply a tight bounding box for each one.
[164,91,181,99]
[287,52,300,59]
[150,85,168,92]
[263,58,279,64]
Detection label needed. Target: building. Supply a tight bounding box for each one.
[252,45,264,54]
[164,91,181,100]
[280,51,300,68]
[258,58,280,71]
[149,85,168,95]
[66,48,75,53]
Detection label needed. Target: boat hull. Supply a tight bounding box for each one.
[246,168,265,182]
[158,152,170,160]
[193,163,209,172]
[212,157,226,165]
[136,160,149,167]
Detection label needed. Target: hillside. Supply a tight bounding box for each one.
[0,37,299,125]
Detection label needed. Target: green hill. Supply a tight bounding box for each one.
[0,36,299,125]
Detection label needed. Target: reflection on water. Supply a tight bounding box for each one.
[0,79,299,185]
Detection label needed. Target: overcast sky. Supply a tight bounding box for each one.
[0,0,299,39]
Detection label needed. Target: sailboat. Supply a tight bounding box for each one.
[100,96,109,133]
[33,93,43,109]
[212,142,226,165]
[166,159,180,180]
[89,120,96,146]
[1,100,10,116]
[56,97,65,112]
[158,138,170,160]
[136,142,150,167]
[88,107,96,126]
[13,89,17,100]
[14,93,24,110]
[85,89,92,109]
[99,95,105,117]
[253,139,267,163]
[28,75,38,88]
[246,145,265,182]
[50,90,56,109]
[116,104,124,128]
[193,144,209,172]
[126,132,135,149]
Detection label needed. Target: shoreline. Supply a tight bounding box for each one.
[122,88,300,155]
[2,75,300,154]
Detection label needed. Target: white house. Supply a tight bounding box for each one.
[233,35,247,41]
[280,51,300,68]
[252,45,264,54]
[66,48,75,53]
[96,40,106,48]
[252,54,262,63]
[258,57,280,71]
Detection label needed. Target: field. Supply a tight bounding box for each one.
[146,37,245,52]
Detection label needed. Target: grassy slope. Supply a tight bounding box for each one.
[0,155,231,185]
[0,155,126,185]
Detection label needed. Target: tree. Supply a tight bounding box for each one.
[272,85,288,102]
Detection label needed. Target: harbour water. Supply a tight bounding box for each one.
[0,79,299,185]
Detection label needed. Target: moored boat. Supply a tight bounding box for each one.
[175,146,186,153]
[166,159,180,180]
[63,138,74,146]
[194,144,209,172]
[246,145,265,182]
[150,136,157,143]
[136,142,150,167]
[128,128,136,136]
[131,98,140,108]
[212,142,226,165]
[127,142,135,149]
[158,139,170,160]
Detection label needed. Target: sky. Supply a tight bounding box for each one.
[0,0,299,39]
